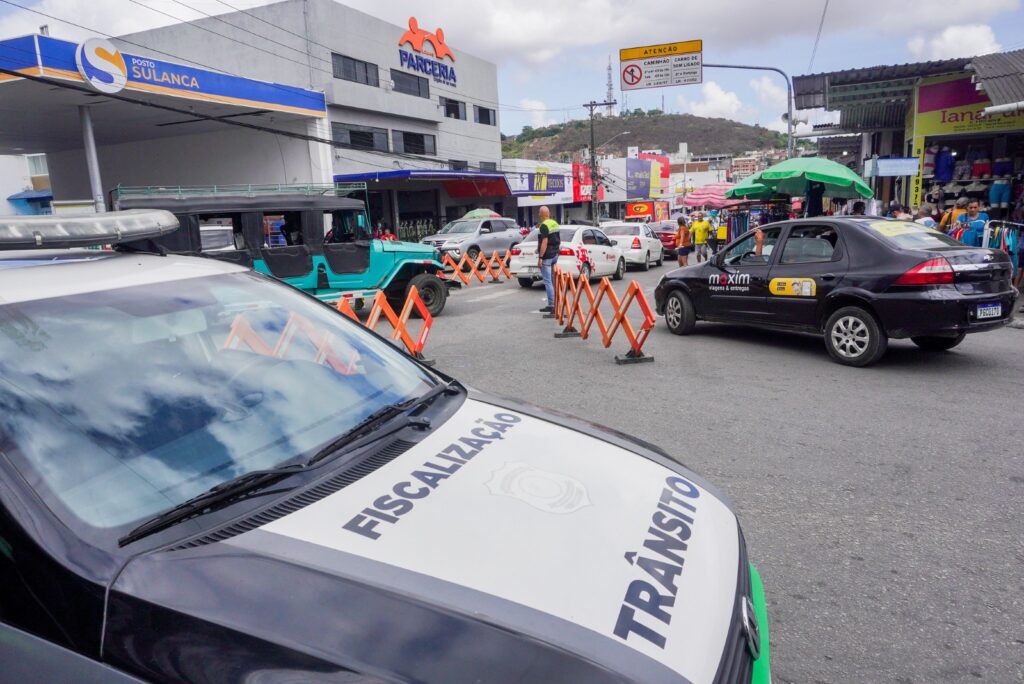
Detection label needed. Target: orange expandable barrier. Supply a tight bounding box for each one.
[438,250,512,286]
[550,269,655,364]
[223,311,360,374]
[337,285,434,363]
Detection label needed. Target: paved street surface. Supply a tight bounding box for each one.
[419,266,1024,683]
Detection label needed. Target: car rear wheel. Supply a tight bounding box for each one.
[824,306,886,367]
[664,290,696,335]
[406,273,446,317]
[655,250,663,267]
[641,252,651,271]
[911,332,966,351]
[517,277,534,288]
[580,263,592,282]
[612,259,625,280]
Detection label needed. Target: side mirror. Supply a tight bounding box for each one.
[610,239,619,246]
[480,227,491,234]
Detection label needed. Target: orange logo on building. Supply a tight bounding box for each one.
[399,17,455,62]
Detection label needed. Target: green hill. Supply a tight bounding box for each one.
[502,110,795,161]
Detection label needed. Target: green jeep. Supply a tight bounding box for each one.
[112,185,451,315]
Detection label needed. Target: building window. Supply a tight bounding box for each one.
[332,54,379,87]
[332,122,389,152]
[440,96,466,120]
[474,105,496,126]
[448,160,468,171]
[478,161,497,171]
[392,130,436,156]
[25,154,48,176]
[391,69,429,98]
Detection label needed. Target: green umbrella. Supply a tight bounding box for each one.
[725,173,774,200]
[742,157,873,200]
[462,208,502,219]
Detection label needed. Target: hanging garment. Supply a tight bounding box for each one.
[933,148,955,182]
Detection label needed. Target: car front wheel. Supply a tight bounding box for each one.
[824,306,887,367]
[517,277,534,288]
[664,290,696,335]
[911,332,966,351]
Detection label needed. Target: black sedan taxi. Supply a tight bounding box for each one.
[1,212,770,684]
[654,217,1018,366]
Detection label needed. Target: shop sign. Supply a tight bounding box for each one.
[75,38,127,94]
[914,74,1024,137]
[639,152,670,195]
[864,157,920,177]
[398,17,457,87]
[572,163,604,202]
[626,158,656,199]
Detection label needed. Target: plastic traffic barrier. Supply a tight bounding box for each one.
[223,312,360,375]
[550,267,655,364]
[438,250,513,286]
[338,286,434,365]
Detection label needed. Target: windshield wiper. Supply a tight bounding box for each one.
[304,380,459,468]
[118,463,307,547]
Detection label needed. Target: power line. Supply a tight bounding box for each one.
[807,0,830,72]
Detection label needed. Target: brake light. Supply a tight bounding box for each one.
[559,247,576,256]
[520,228,529,235]
[894,257,954,286]
[510,246,521,255]
[631,237,642,249]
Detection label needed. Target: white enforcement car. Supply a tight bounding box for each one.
[602,222,666,271]
[0,211,771,684]
[509,224,626,288]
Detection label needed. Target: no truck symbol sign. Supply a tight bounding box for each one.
[622,64,643,86]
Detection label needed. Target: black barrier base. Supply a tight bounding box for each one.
[614,350,654,365]
[414,353,436,367]
[489,279,502,284]
[543,313,557,319]
[554,330,581,338]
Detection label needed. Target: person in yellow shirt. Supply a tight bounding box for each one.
[689,212,712,262]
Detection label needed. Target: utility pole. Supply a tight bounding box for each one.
[584,100,616,223]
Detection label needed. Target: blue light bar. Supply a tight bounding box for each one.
[0,210,180,249]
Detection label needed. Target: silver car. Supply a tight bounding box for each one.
[421,218,523,263]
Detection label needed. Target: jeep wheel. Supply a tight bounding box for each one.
[407,273,446,317]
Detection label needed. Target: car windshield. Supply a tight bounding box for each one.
[439,220,477,234]
[860,220,966,250]
[604,225,640,236]
[0,271,435,539]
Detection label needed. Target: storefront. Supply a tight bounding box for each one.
[908,73,1024,220]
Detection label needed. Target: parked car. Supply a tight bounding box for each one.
[654,217,1019,366]
[0,211,771,684]
[420,217,522,264]
[602,222,665,270]
[649,219,680,257]
[510,225,626,287]
[112,186,450,316]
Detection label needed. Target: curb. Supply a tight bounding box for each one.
[1008,319,1024,330]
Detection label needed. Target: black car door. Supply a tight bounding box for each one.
[767,223,850,328]
[701,225,783,322]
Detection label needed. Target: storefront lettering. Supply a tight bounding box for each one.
[399,49,457,87]
[129,56,200,89]
[939,107,1024,124]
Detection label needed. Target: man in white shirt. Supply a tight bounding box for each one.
[914,205,937,228]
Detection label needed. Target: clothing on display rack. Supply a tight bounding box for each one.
[933,147,955,182]
[985,221,1024,277]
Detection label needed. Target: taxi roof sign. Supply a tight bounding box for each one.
[0,210,179,249]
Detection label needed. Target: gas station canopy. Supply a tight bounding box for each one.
[0,34,327,155]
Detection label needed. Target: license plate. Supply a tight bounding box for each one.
[520,266,538,274]
[977,302,1002,319]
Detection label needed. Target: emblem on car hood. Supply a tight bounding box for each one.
[485,462,592,514]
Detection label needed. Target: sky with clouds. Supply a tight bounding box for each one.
[1,0,1022,139]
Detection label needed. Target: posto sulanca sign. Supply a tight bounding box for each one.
[398,17,457,87]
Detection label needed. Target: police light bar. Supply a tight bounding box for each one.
[0,210,179,250]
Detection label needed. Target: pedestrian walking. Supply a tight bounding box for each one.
[536,206,560,313]
[690,212,712,262]
[674,216,692,266]
[914,205,937,228]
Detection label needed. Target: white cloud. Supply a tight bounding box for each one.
[676,81,747,119]
[907,24,1002,60]
[519,98,557,128]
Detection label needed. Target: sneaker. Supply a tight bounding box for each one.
[539,305,553,313]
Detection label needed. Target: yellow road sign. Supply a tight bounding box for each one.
[619,40,702,62]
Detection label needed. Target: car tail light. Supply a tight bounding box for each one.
[894,257,954,286]
[520,228,529,235]
[559,247,576,256]
[631,237,642,249]
[509,246,521,255]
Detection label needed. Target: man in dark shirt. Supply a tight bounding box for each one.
[536,206,560,312]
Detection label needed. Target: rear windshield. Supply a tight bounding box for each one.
[522,228,578,243]
[860,220,965,249]
[603,225,640,236]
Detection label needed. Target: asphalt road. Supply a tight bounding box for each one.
[419,263,1024,684]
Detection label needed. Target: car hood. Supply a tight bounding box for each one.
[111,398,740,684]
[421,233,469,243]
[380,240,438,255]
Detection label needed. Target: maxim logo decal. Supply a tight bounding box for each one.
[708,273,750,286]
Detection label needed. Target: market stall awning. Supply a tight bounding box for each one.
[333,169,512,199]
[968,49,1024,107]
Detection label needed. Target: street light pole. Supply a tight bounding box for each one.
[703,63,794,158]
[584,99,616,222]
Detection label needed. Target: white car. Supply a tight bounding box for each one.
[509,225,625,287]
[602,222,664,271]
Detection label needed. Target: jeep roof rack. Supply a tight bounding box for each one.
[0,210,179,250]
